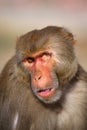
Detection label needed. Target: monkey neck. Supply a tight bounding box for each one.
[69,64,87,84]
[61,64,87,96]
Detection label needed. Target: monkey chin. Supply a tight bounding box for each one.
[33,87,62,104]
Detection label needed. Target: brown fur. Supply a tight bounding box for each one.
[0,26,87,130]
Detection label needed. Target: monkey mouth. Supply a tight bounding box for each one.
[37,87,55,98]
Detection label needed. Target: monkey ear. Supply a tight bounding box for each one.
[71,35,77,45]
[62,28,77,45]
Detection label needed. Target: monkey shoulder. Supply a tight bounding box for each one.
[0,56,17,84]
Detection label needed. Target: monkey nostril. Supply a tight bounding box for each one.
[35,76,42,81]
[38,76,42,80]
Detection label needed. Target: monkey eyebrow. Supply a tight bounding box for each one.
[36,52,52,59]
[42,52,52,56]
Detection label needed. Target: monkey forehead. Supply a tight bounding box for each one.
[16,36,50,57]
[16,26,75,55]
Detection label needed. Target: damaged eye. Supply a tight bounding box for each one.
[41,52,51,61]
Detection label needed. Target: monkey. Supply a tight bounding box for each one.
[0,26,87,130]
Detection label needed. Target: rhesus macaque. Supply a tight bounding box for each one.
[0,26,87,130]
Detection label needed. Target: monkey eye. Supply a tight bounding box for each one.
[23,57,35,67]
[26,57,35,64]
[41,52,51,61]
[23,57,35,68]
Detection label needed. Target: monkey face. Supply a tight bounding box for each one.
[22,50,62,104]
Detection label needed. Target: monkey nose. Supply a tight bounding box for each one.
[34,75,42,81]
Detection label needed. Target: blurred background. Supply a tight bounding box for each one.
[0,0,87,72]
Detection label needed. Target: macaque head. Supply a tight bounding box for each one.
[16,26,77,104]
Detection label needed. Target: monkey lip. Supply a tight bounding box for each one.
[37,87,55,98]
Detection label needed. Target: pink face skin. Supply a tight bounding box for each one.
[23,51,56,98]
